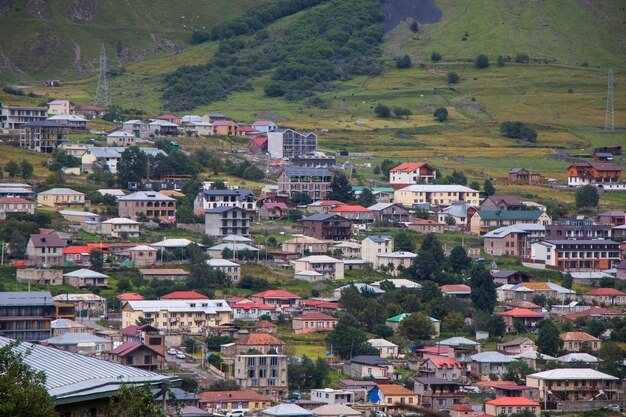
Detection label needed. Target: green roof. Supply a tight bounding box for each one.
[386,313,440,323]
[352,186,394,193]
[477,210,544,220]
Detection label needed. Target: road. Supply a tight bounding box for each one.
[165,353,223,382]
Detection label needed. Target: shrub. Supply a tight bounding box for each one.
[447,72,460,83]
[396,54,412,69]
[374,103,391,118]
[410,21,419,32]
[475,54,490,68]
[264,83,285,97]
[515,53,530,63]
[497,55,505,67]
[431,51,442,62]
[433,107,448,122]
[393,107,412,118]
[500,121,537,142]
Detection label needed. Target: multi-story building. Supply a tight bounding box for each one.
[412,377,465,410]
[233,354,288,396]
[483,224,546,257]
[0,104,48,129]
[277,167,332,201]
[121,299,232,334]
[99,217,142,238]
[567,162,621,187]
[526,368,621,411]
[47,114,87,130]
[389,162,437,188]
[267,129,317,158]
[310,388,355,405]
[301,214,352,241]
[63,268,109,288]
[367,338,399,358]
[26,233,65,267]
[530,239,621,271]
[194,188,256,216]
[419,357,464,381]
[469,210,552,235]
[205,206,250,237]
[545,218,611,240]
[293,255,345,280]
[292,312,338,334]
[485,397,540,417]
[118,191,177,223]
[470,352,515,377]
[0,197,34,220]
[394,185,480,208]
[480,196,525,211]
[375,384,419,407]
[47,99,72,115]
[109,342,163,371]
[560,331,601,352]
[19,121,69,153]
[368,203,411,224]
[37,187,85,207]
[199,390,271,414]
[377,251,417,276]
[361,235,394,266]
[223,333,285,356]
[206,259,241,283]
[293,152,336,168]
[0,291,55,341]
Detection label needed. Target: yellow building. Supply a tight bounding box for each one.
[199,390,271,414]
[393,185,480,208]
[485,397,540,417]
[37,188,85,207]
[377,384,419,407]
[122,299,232,334]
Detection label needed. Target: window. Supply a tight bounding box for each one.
[145,355,152,364]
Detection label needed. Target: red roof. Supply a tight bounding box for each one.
[263,202,288,210]
[63,246,91,255]
[232,302,276,311]
[427,357,462,369]
[154,113,178,120]
[415,346,449,356]
[252,290,301,299]
[86,243,108,250]
[118,293,145,301]
[390,162,428,172]
[121,324,158,336]
[248,320,277,329]
[330,205,372,213]
[249,136,268,148]
[234,333,285,346]
[451,405,472,411]
[293,312,337,321]
[301,299,341,310]
[0,197,33,204]
[161,291,208,300]
[564,307,625,320]
[110,342,163,357]
[486,397,539,407]
[316,200,346,207]
[440,284,471,293]
[499,308,544,318]
[585,288,626,296]
[212,120,236,126]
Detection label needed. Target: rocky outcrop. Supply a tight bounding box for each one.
[26,0,48,18]
[70,0,100,22]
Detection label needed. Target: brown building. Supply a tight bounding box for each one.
[278,167,333,201]
[490,270,530,285]
[0,197,34,219]
[121,324,165,358]
[259,202,288,220]
[247,136,268,154]
[545,219,611,240]
[109,341,163,371]
[368,203,411,224]
[26,233,65,267]
[567,162,621,187]
[118,191,177,223]
[560,331,601,352]
[407,219,445,233]
[480,196,524,211]
[301,213,352,241]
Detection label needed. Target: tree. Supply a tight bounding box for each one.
[393,107,412,118]
[561,273,573,289]
[264,82,285,97]
[374,103,391,118]
[433,107,448,122]
[357,188,377,208]
[502,360,535,385]
[4,160,19,178]
[447,72,460,84]
[20,160,34,179]
[536,320,563,357]
[326,314,378,359]
[0,341,57,417]
[575,185,599,209]
[500,121,537,142]
[394,231,416,252]
[483,179,496,196]
[470,181,480,191]
[396,54,412,69]
[444,312,465,335]
[431,51,442,62]
[586,319,605,337]
[288,355,330,389]
[90,249,105,272]
[108,383,177,417]
[399,312,435,340]
[469,264,497,313]
[596,341,625,378]
[475,54,490,68]
[515,53,530,63]
[447,245,471,273]
[409,250,439,281]
[497,55,506,67]
[291,192,312,206]
[380,159,396,177]
[118,146,148,185]
[420,234,445,266]
[326,171,354,203]
[180,376,198,393]
[410,21,419,32]
[117,277,132,292]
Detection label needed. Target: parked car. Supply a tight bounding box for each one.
[227,410,246,417]
[167,348,177,355]
[176,352,186,360]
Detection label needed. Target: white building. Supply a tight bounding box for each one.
[106,131,136,146]
[100,217,141,238]
[206,259,241,284]
[267,128,317,159]
[394,185,480,207]
[361,235,393,266]
[293,255,344,280]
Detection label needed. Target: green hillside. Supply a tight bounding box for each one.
[0,0,265,82]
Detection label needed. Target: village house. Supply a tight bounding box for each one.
[560,331,601,352]
[440,284,471,300]
[545,218,611,240]
[344,355,394,380]
[121,324,165,358]
[389,162,437,188]
[99,217,142,238]
[595,210,626,226]
[50,318,89,336]
[205,206,251,237]
[147,119,180,136]
[310,388,355,406]
[278,167,333,201]
[394,185,480,208]
[567,162,621,187]
[229,300,277,321]
[247,136,268,154]
[250,290,301,308]
[251,120,278,133]
[407,219,446,233]
[330,205,374,224]
[26,233,65,267]
[42,333,113,356]
[106,131,136,146]
[301,213,352,241]
[367,338,399,358]
[375,384,419,407]
[490,270,531,285]
[497,282,576,303]
[483,224,546,257]
[0,183,35,200]
[199,390,271,414]
[497,337,537,355]
[259,202,288,220]
[412,377,465,410]
[109,342,163,372]
[47,114,87,130]
[47,99,72,115]
[332,241,361,258]
[292,312,338,334]
[75,105,106,119]
[361,235,393,267]
[306,200,346,214]
[233,354,288,396]
[470,352,515,378]
[437,202,471,226]
[0,197,34,219]
[469,210,551,235]
[530,239,621,271]
[127,245,158,267]
[53,293,106,317]
[37,188,85,207]
[377,251,417,276]
[17,268,64,286]
[194,188,256,216]
[294,255,345,280]
[480,196,525,211]
[81,147,122,173]
[59,210,100,224]
[368,203,411,224]
[499,308,545,332]
[583,288,626,306]
[419,357,464,381]
[212,120,239,136]
[267,128,317,159]
[281,236,329,255]
[222,333,285,356]
[63,268,109,288]
[118,191,176,223]
[206,259,241,283]
[485,397,540,417]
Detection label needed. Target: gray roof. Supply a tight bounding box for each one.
[368,203,396,211]
[310,404,361,416]
[0,291,53,306]
[334,284,385,294]
[557,353,599,363]
[206,205,247,213]
[412,377,459,385]
[528,368,618,380]
[63,268,109,279]
[438,336,479,347]
[38,188,84,196]
[282,167,332,177]
[119,191,175,201]
[200,189,255,198]
[349,355,391,366]
[471,351,515,363]
[209,243,259,252]
[58,210,99,217]
[303,213,348,221]
[28,233,65,248]
[43,333,111,345]
[0,336,173,402]
[262,404,313,417]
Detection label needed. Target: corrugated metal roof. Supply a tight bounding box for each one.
[0,291,53,306]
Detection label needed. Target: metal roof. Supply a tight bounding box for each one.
[262,404,313,417]
[43,333,111,345]
[38,188,84,195]
[119,191,175,201]
[439,336,478,347]
[0,291,53,306]
[0,336,173,403]
[281,167,332,177]
[63,268,109,279]
[528,368,618,380]
[397,184,478,192]
[471,351,515,363]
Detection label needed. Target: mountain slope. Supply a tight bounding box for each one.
[0,0,266,81]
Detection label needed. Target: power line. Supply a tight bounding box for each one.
[604,69,614,132]
[94,44,111,107]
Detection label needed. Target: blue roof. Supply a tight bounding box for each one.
[367,235,393,243]
[206,206,247,213]
[350,355,391,366]
[282,167,332,177]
